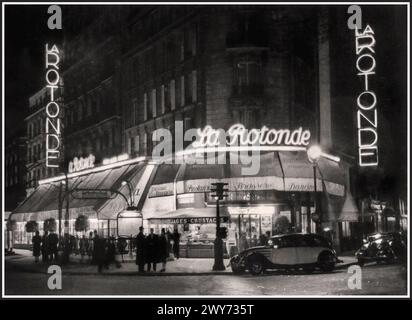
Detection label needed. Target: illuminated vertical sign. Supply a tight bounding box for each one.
[45,44,61,167]
[355,25,378,167]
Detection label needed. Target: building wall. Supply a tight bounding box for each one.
[62,8,125,167]
[5,134,27,211]
[26,87,61,193]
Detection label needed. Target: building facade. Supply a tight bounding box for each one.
[10,5,407,254]
[5,132,27,211]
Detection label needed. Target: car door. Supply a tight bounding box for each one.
[270,236,298,266]
[295,235,321,265]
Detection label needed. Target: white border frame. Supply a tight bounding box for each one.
[2,1,410,299]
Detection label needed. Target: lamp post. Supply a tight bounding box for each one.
[121,180,135,207]
[307,145,322,234]
[211,182,228,271]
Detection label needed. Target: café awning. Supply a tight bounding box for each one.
[10,160,150,222]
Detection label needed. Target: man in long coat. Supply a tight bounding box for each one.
[146,228,159,272]
[135,226,146,273]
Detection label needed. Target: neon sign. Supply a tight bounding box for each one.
[45,44,61,168]
[195,124,311,147]
[355,25,378,167]
[68,155,95,173]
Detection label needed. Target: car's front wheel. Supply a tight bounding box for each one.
[318,251,335,272]
[247,257,264,275]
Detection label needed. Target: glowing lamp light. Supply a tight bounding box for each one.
[307,145,322,163]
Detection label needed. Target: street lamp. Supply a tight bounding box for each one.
[307,145,322,234]
[121,180,135,207]
[210,182,228,271]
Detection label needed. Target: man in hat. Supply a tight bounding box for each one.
[135,226,146,273]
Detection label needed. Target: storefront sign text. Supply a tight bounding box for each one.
[355,25,378,166]
[45,44,61,168]
[68,155,95,173]
[195,124,311,147]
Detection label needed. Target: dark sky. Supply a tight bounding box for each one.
[5,5,62,138]
[4,4,408,182]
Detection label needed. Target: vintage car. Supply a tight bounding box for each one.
[355,232,407,266]
[230,233,340,275]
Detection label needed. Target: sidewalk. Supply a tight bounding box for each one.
[5,249,358,276]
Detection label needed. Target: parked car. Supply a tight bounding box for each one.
[230,233,340,275]
[355,232,406,267]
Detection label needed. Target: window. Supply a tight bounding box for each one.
[134,135,140,154]
[236,61,262,94]
[170,79,176,110]
[143,93,148,121]
[131,98,138,126]
[179,32,184,61]
[192,70,197,102]
[151,89,157,118]
[180,75,185,107]
[161,85,165,114]
[128,136,134,155]
[142,132,148,155]
[189,26,197,56]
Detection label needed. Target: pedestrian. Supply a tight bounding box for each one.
[159,228,168,272]
[259,232,268,246]
[117,237,127,262]
[128,234,134,258]
[47,231,59,262]
[105,236,121,269]
[146,228,159,272]
[135,226,146,273]
[73,235,80,255]
[172,228,181,259]
[88,231,94,262]
[62,233,71,264]
[41,231,49,262]
[251,234,258,247]
[239,232,249,252]
[32,230,41,263]
[166,230,173,258]
[79,234,87,262]
[93,231,106,273]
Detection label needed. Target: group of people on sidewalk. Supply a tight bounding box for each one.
[31,230,59,263]
[135,227,181,273]
[31,227,182,274]
[31,229,120,272]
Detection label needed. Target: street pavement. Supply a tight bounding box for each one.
[5,249,357,275]
[4,249,407,296]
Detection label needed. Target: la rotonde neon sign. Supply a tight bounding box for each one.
[355,25,378,167]
[45,44,62,168]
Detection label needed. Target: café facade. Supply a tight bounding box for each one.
[10,140,359,255]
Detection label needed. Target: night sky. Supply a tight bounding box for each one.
[5,5,61,138]
[4,4,408,192]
